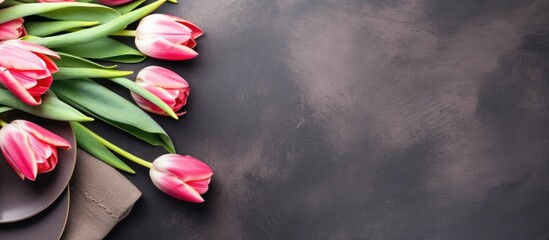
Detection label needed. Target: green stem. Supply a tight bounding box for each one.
[110,30,136,37]
[75,122,153,169]
[0,119,7,127]
[167,0,177,3]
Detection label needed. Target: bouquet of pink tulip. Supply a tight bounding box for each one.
[0,0,213,203]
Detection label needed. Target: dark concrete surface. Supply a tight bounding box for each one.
[103,0,549,239]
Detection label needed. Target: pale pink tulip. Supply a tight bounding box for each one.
[131,66,189,116]
[95,0,132,6]
[0,120,71,181]
[0,18,26,41]
[0,0,4,3]
[0,40,59,106]
[135,14,203,60]
[149,154,213,203]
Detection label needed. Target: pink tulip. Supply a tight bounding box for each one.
[0,18,26,41]
[95,0,132,6]
[0,40,59,106]
[0,120,71,181]
[149,154,213,203]
[135,14,203,60]
[131,66,189,116]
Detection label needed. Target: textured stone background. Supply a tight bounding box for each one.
[104,0,549,239]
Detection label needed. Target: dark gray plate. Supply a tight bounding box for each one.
[0,112,76,223]
[0,187,69,240]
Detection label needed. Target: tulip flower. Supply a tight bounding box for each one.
[0,119,71,181]
[95,0,132,6]
[0,18,26,41]
[131,66,189,116]
[150,154,213,203]
[135,14,203,60]
[0,40,59,106]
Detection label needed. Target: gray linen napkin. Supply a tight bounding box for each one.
[61,149,141,240]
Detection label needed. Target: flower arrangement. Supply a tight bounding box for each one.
[0,0,213,203]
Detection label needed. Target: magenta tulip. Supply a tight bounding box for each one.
[0,18,26,41]
[135,14,203,60]
[0,120,71,181]
[0,40,59,106]
[131,66,190,116]
[149,154,213,203]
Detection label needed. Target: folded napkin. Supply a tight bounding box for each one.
[61,149,141,240]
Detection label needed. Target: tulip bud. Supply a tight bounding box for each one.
[0,120,71,181]
[0,40,59,106]
[149,154,213,203]
[131,66,189,116]
[135,14,203,60]
[0,18,26,41]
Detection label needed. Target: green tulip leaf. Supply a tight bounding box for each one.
[55,52,118,69]
[71,122,135,174]
[54,37,145,63]
[27,0,166,49]
[0,2,119,24]
[54,67,133,80]
[51,79,176,153]
[113,0,146,15]
[25,20,99,37]
[109,77,178,119]
[0,89,93,122]
[0,106,14,114]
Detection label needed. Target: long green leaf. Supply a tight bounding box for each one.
[0,2,119,24]
[54,67,133,80]
[71,122,135,174]
[39,6,120,24]
[51,79,176,153]
[54,37,145,63]
[0,106,14,114]
[25,20,99,37]
[55,52,117,69]
[0,89,93,122]
[109,77,178,119]
[26,0,166,48]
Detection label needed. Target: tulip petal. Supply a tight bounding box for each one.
[0,44,53,72]
[169,15,204,39]
[0,18,25,41]
[150,170,205,203]
[131,92,167,115]
[153,154,213,182]
[0,126,37,180]
[14,120,71,149]
[136,16,192,45]
[0,68,41,105]
[136,37,198,60]
[4,40,60,59]
[186,178,211,194]
[137,66,189,88]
